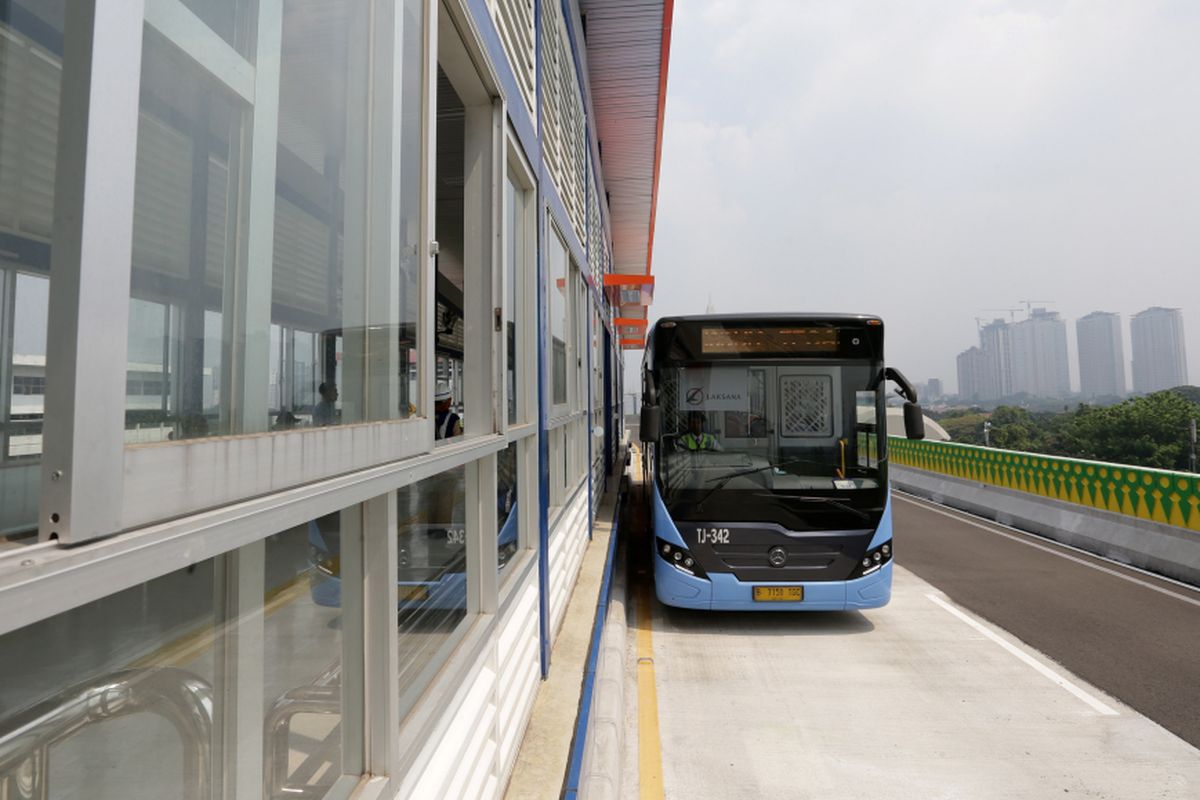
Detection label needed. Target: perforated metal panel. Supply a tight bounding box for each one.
[540,0,587,247]
[660,370,680,433]
[489,0,535,116]
[780,375,833,437]
[0,27,59,242]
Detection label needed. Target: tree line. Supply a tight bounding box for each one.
[931,387,1200,472]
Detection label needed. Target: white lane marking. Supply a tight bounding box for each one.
[925,593,1119,716]
[895,493,1200,609]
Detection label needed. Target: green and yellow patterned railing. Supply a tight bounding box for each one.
[888,437,1200,531]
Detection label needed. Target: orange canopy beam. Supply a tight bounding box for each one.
[603,274,655,286]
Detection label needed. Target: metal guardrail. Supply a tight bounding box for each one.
[888,436,1200,530]
[0,668,212,800]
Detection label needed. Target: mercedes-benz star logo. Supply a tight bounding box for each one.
[767,546,787,568]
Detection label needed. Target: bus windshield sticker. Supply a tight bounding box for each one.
[679,367,750,412]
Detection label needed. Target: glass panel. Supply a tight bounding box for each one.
[397,466,472,715]
[179,0,258,59]
[8,274,47,457]
[0,1,62,546]
[125,26,244,441]
[0,504,359,798]
[504,174,521,425]
[267,510,356,797]
[399,0,424,420]
[272,1,416,431]
[435,66,469,438]
[498,441,519,574]
[549,230,567,406]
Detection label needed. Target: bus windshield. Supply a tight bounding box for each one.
[656,361,886,530]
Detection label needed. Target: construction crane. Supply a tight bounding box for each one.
[980,308,1021,323]
[1018,300,1055,316]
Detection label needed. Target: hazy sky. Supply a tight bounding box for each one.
[642,0,1200,394]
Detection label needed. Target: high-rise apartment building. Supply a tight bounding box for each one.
[957,347,987,402]
[978,318,1012,400]
[1009,309,1070,399]
[1131,307,1188,393]
[1076,311,1126,399]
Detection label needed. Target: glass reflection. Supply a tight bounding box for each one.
[0,1,61,545]
[549,231,568,405]
[125,27,242,441]
[498,442,520,574]
[505,176,522,425]
[396,467,470,711]
[0,507,354,799]
[434,67,469,438]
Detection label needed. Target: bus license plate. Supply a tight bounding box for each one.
[753,586,804,602]
[398,586,429,601]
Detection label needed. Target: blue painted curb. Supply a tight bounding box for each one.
[562,477,626,799]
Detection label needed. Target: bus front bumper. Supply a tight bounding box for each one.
[654,557,892,611]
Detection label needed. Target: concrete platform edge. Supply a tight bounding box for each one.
[577,501,628,800]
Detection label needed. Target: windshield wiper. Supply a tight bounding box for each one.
[703,458,818,484]
[694,458,812,511]
[752,493,870,521]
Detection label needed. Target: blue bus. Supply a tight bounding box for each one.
[638,314,925,611]
[308,457,520,611]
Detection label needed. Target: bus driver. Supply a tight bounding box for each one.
[678,411,722,451]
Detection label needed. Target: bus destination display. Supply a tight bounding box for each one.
[701,326,839,355]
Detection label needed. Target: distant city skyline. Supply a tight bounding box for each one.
[641,3,1200,400]
[948,305,1191,401]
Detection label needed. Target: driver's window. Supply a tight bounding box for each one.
[855,390,878,469]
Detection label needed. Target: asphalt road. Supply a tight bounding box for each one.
[892,492,1200,748]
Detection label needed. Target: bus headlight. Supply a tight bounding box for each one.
[849,541,892,579]
[657,538,708,579]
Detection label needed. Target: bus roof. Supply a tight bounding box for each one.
[649,313,883,333]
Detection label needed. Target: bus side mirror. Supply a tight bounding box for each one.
[903,402,926,440]
[640,404,661,442]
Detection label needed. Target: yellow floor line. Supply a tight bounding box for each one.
[132,571,312,669]
[637,577,665,799]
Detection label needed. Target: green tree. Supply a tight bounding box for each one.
[1058,391,1200,470]
[937,412,989,444]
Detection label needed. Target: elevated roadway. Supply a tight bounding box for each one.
[623,484,1200,799]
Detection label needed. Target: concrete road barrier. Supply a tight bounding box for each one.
[892,465,1200,587]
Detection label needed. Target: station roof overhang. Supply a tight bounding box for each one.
[581,0,673,349]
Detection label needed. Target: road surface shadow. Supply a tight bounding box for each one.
[656,603,875,636]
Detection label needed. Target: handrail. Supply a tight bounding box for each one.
[263,661,342,800]
[0,667,212,800]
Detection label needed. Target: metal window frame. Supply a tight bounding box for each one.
[504,128,537,431]
[3,0,571,795]
[39,0,145,544]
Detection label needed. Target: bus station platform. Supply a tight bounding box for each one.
[506,459,1200,799]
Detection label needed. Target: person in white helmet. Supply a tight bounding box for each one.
[435,382,462,439]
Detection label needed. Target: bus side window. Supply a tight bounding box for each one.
[855,390,877,468]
